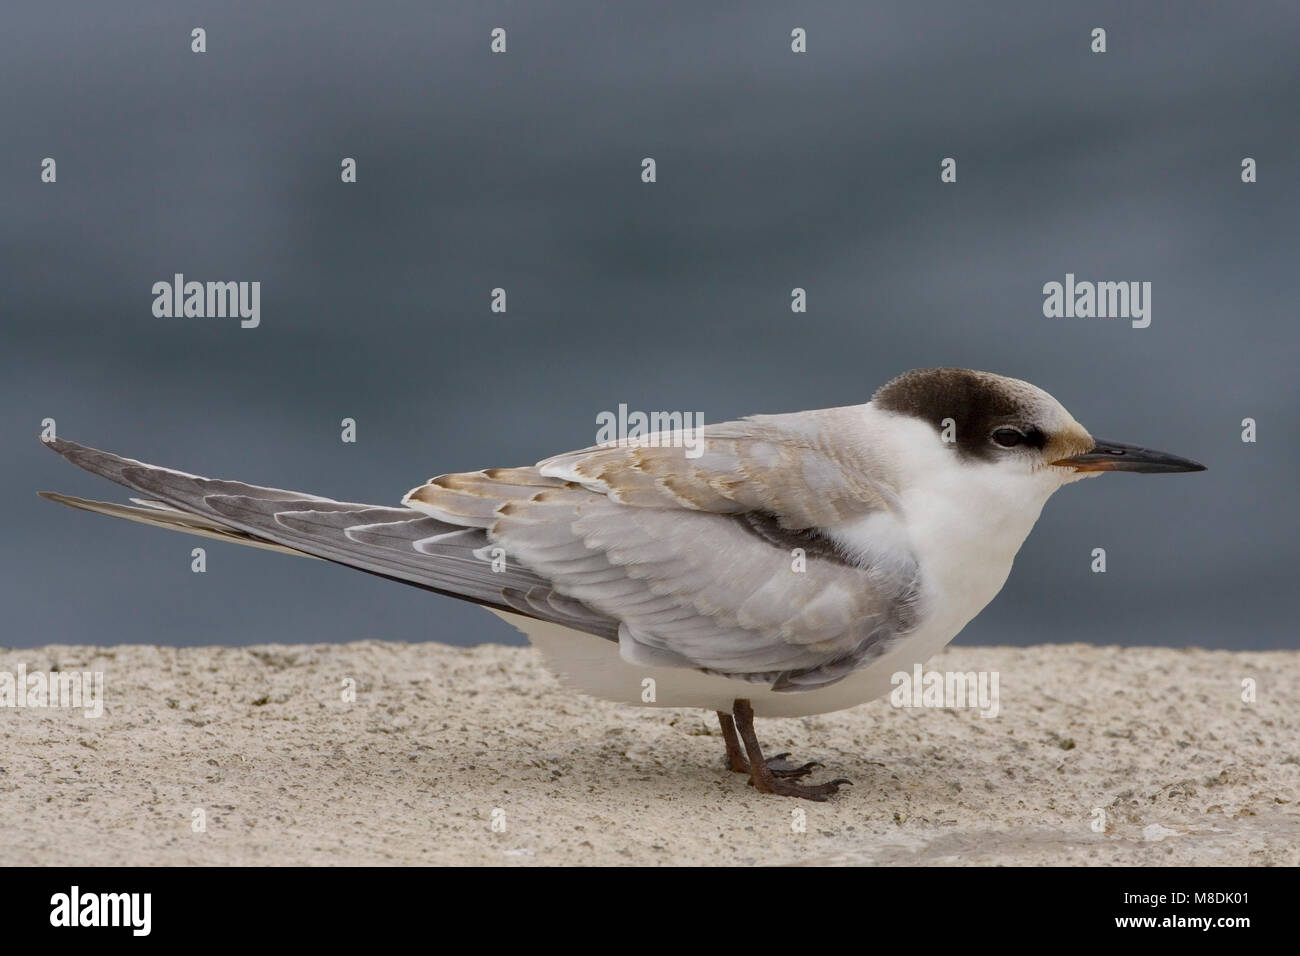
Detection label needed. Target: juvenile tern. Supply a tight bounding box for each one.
[41,368,1205,800]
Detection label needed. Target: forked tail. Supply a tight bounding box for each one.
[38,437,616,638]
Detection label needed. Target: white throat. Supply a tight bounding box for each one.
[833,409,1067,637]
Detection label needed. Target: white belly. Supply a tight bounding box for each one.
[488,605,978,718]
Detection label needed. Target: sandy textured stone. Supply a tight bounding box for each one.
[1,641,1296,865]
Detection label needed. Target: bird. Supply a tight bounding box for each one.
[40,368,1205,800]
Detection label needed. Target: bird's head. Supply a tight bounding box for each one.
[872,368,1206,491]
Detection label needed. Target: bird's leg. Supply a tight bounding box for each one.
[730,698,852,801]
[717,711,750,773]
[718,710,821,778]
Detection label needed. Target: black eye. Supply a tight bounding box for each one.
[992,428,1024,448]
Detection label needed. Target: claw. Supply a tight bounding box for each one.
[766,776,853,802]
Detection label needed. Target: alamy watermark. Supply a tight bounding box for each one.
[151,274,260,328]
[595,404,705,459]
[49,886,150,936]
[1042,273,1150,328]
[890,664,1000,718]
[0,664,103,718]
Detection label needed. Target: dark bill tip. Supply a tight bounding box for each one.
[1052,438,1207,474]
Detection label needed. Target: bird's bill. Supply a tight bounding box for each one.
[1052,439,1206,474]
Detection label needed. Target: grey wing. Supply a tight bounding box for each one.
[405,412,922,691]
[496,488,920,691]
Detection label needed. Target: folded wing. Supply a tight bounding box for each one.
[406,409,921,690]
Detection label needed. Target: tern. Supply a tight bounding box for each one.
[41,368,1205,800]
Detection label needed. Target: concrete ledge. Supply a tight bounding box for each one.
[1,641,1296,865]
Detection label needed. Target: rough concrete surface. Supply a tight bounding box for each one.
[2,641,1296,865]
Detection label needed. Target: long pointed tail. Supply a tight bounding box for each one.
[39,437,525,611]
[39,437,618,638]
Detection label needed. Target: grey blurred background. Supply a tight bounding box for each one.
[3,1,1296,651]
